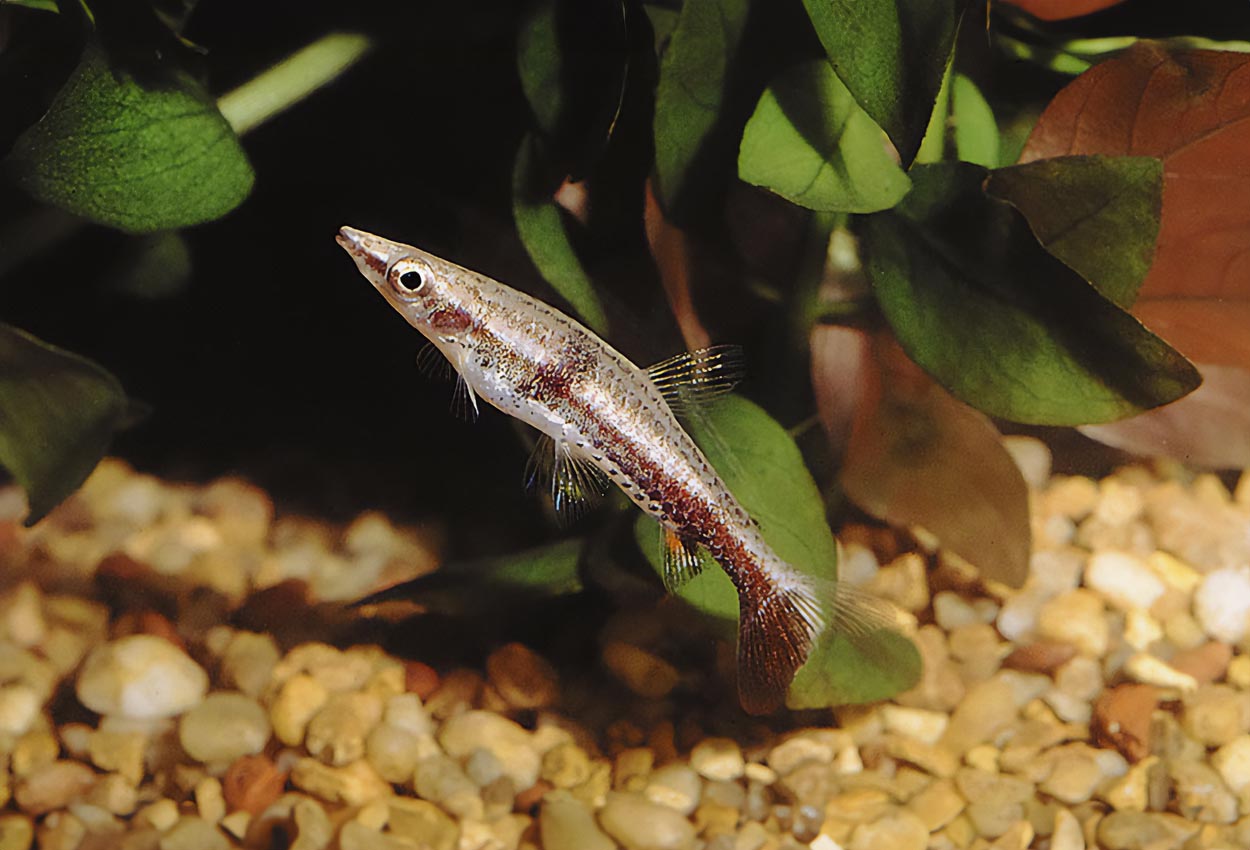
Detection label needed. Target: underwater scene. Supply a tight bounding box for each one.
[1,1,1249,848]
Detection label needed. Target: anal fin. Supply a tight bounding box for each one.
[646,344,745,414]
[661,527,706,592]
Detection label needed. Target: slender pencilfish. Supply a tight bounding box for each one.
[337,226,882,713]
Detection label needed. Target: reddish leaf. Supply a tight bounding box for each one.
[1080,364,1250,469]
[999,0,1128,21]
[810,325,871,460]
[1022,46,1250,366]
[644,178,711,351]
[829,333,1030,588]
[1132,300,1250,369]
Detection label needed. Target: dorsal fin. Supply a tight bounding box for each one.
[646,345,745,414]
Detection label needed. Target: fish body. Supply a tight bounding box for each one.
[337,226,831,713]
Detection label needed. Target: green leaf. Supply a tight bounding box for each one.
[952,74,1000,168]
[6,42,253,233]
[512,133,609,335]
[986,155,1162,308]
[358,539,585,617]
[800,0,962,165]
[516,0,627,177]
[652,0,749,213]
[864,162,1200,425]
[634,395,920,707]
[0,323,129,525]
[2,0,59,11]
[739,60,911,214]
[104,232,192,300]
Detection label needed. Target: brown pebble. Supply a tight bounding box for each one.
[112,609,185,650]
[405,661,440,700]
[1002,641,1077,675]
[1170,642,1233,685]
[487,642,559,709]
[1093,684,1159,762]
[514,779,553,813]
[222,754,288,816]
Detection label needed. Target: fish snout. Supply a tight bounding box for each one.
[336,226,391,277]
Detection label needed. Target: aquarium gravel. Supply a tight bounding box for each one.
[2,443,1250,850]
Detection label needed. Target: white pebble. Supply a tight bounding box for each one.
[76,635,208,719]
[1194,568,1250,644]
[1212,735,1250,792]
[1085,551,1165,611]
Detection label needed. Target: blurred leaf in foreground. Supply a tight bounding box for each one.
[739,60,911,214]
[5,41,253,233]
[987,155,1162,309]
[0,323,129,525]
[635,395,920,708]
[800,0,961,165]
[864,162,1200,426]
[826,330,1030,588]
[512,133,609,334]
[652,0,748,216]
[951,74,1000,168]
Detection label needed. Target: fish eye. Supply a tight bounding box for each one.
[398,270,425,292]
[387,259,430,299]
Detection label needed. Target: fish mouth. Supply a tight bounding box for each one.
[336,226,389,276]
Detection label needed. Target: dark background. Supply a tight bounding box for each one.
[1,0,1246,552]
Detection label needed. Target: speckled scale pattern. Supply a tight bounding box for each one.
[337,227,825,713]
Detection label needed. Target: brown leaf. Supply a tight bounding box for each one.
[832,333,1031,588]
[999,0,1128,21]
[810,325,871,460]
[1080,363,1250,469]
[644,178,711,351]
[1022,46,1250,367]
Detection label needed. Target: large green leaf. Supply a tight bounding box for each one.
[635,395,920,707]
[356,539,585,617]
[739,60,911,214]
[652,0,749,214]
[986,155,1163,309]
[864,162,1200,425]
[0,324,129,525]
[952,74,1000,168]
[800,0,962,165]
[6,42,253,233]
[512,132,609,334]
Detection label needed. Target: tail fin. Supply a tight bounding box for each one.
[737,578,824,714]
[736,574,898,714]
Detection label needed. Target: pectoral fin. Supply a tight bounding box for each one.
[646,345,745,414]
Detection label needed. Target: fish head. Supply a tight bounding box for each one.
[337,226,477,340]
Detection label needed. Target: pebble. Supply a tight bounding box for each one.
[0,816,35,850]
[941,677,1018,754]
[1092,684,1157,762]
[1004,436,1051,490]
[1038,745,1107,804]
[866,553,930,614]
[486,642,559,709]
[385,798,458,850]
[305,691,383,766]
[1194,568,1250,644]
[541,742,593,789]
[1084,551,1165,611]
[1099,754,1157,811]
[1181,685,1250,747]
[598,791,696,850]
[222,754,288,816]
[439,711,540,792]
[1123,653,1198,692]
[87,729,146,784]
[1170,760,1238,823]
[290,758,390,806]
[905,779,964,831]
[414,755,484,820]
[1036,590,1109,657]
[219,632,281,698]
[269,673,329,747]
[1169,641,1232,685]
[541,791,615,850]
[179,692,271,763]
[13,760,97,815]
[1214,737,1250,793]
[76,635,208,719]
[849,811,928,850]
[366,722,423,784]
[690,738,744,782]
[643,764,702,815]
[601,642,680,699]
[158,816,230,850]
[1050,808,1085,850]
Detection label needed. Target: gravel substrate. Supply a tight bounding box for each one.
[2,444,1250,850]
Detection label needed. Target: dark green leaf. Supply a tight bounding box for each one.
[512,133,609,334]
[0,323,129,525]
[516,0,627,177]
[5,42,253,233]
[800,0,962,165]
[739,60,911,214]
[652,0,749,212]
[3,0,59,11]
[635,395,920,707]
[104,232,192,299]
[952,74,1000,168]
[864,162,1200,425]
[356,539,585,617]
[986,155,1162,308]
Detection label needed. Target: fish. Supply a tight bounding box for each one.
[337,226,886,714]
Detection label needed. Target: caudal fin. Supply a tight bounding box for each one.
[736,575,899,714]
[736,579,824,714]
